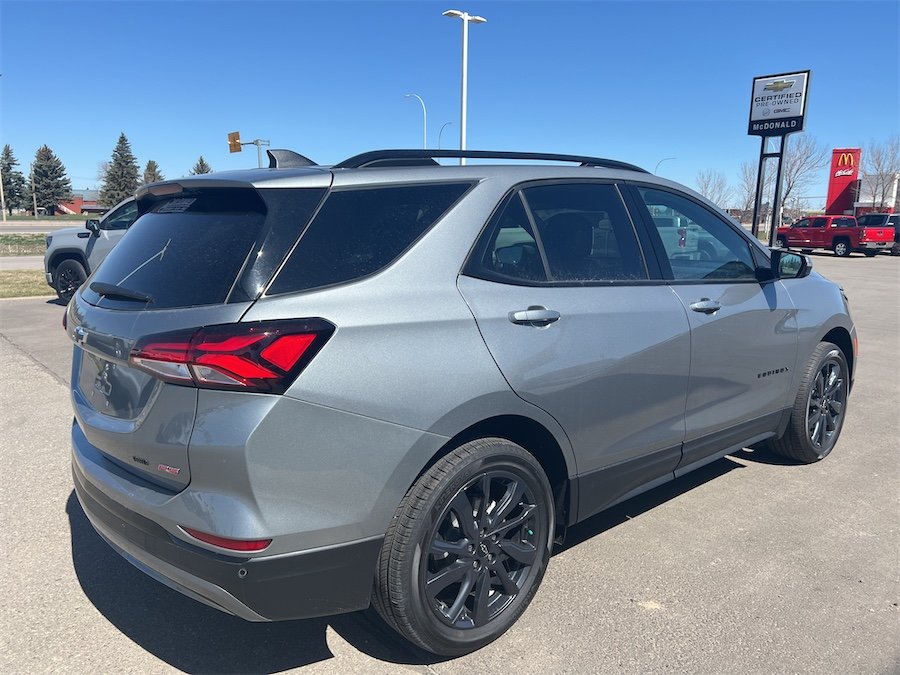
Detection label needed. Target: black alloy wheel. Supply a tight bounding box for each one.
[373,438,554,656]
[805,357,846,453]
[423,470,541,629]
[54,259,87,303]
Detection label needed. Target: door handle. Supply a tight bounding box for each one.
[690,298,721,314]
[508,306,561,326]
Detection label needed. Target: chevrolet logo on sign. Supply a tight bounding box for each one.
[837,153,855,167]
[764,80,795,92]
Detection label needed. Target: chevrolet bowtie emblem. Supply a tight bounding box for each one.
[764,80,795,92]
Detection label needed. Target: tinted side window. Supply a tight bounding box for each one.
[103,201,138,230]
[811,218,827,228]
[794,218,809,228]
[833,218,855,228]
[523,183,647,281]
[268,183,471,295]
[473,193,547,283]
[637,187,756,281]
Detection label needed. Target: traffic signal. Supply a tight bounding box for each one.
[228,131,242,153]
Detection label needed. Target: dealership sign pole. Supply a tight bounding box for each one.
[748,70,810,245]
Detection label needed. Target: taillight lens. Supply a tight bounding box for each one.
[130,319,334,394]
[859,229,867,241]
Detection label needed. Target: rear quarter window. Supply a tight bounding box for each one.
[267,182,472,295]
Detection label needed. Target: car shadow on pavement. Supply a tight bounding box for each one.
[557,456,743,553]
[65,492,442,672]
[730,443,804,466]
[66,457,747,671]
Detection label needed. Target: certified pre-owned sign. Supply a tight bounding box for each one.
[748,70,810,136]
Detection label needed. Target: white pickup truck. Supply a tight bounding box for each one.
[44,197,138,302]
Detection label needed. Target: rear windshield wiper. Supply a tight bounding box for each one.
[90,282,154,303]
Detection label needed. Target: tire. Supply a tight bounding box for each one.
[832,240,851,257]
[373,438,554,656]
[769,341,849,463]
[776,236,787,249]
[890,243,900,256]
[53,259,87,303]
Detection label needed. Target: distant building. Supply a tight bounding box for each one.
[57,190,105,215]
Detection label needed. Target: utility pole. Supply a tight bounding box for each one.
[0,163,7,222]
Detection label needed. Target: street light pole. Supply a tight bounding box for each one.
[404,94,427,149]
[654,157,677,175]
[438,122,453,149]
[443,9,487,165]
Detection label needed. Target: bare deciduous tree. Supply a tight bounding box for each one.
[736,160,777,222]
[737,161,757,215]
[695,169,732,208]
[863,136,900,210]
[780,134,829,206]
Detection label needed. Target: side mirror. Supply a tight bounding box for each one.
[85,219,100,236]
[769,248,811,280]
[496,244,526,266]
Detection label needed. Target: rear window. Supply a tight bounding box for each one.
[858,215,888,227]
[82,188,326,310]
[267,182,472,295]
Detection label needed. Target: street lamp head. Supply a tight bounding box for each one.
[442,9,487,22]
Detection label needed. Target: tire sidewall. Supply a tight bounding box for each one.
[398,442,554,655]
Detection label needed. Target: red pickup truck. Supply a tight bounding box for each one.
[777,215,894,257]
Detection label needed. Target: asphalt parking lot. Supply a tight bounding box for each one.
[0,253,897,674]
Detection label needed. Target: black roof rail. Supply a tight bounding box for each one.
[333,149,649,173]
[267,149,318,169]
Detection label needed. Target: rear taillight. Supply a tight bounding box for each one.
[129,319,334,394]
[859,229,867,241]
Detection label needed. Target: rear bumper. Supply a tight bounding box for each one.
[72,448,383,621]
[857,241,890,249]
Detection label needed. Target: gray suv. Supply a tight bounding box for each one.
[68,149,855,655]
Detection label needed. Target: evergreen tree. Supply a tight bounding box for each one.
[1,144,28,215]
[142,160,164,185]
[27,145,72,216]
[99,132,140,206]
[190,156,213,175]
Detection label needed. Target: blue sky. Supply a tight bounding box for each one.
[1,0,898,206]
